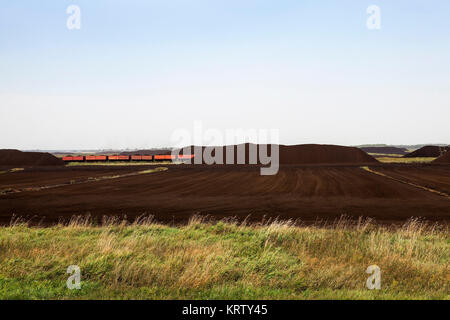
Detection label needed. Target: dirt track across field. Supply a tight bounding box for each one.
[0,164,449,225]
[0,167,167,195]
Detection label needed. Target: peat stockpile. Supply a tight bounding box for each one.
[177,143,378,165]
[403,146,450,158]
[278,144,378,164]
[0,149,64,166]
[360,146,408,155]
[433,150,450,163]
[120,149,172,156]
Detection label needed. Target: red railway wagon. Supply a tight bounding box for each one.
[62,154,194,163]
[154,155,176,161]
[85,155,107,161]
[62,156,84,162]
[131,155,154,161]
[108,155,130,161]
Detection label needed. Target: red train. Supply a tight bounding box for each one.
[62,154,194,162]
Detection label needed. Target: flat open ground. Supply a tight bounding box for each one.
[0,163,449,225]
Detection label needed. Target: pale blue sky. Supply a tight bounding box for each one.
[1,1,449,149]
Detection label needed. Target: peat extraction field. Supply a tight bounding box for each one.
[3,1,450,305]
[0,163,449,225]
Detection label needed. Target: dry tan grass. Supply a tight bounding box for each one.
[375,157,436,163]
[0,215,448,299]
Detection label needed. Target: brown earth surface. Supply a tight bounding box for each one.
[360,146,408,155]
[375,165,450,195]
[433,151,450,163]
[403,146,449,158]
[0,149,64,166]
[0,166,140,190]
[177,143,378,165]
[0,163,448,225]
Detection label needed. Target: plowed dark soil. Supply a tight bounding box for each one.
[0,164,448,225]
[0,166,139,190]
[376,166,450,195]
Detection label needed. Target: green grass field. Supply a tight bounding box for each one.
[0,216,448,300]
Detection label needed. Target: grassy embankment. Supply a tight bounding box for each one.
[0,216,448,300]
[369,154,437,163]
